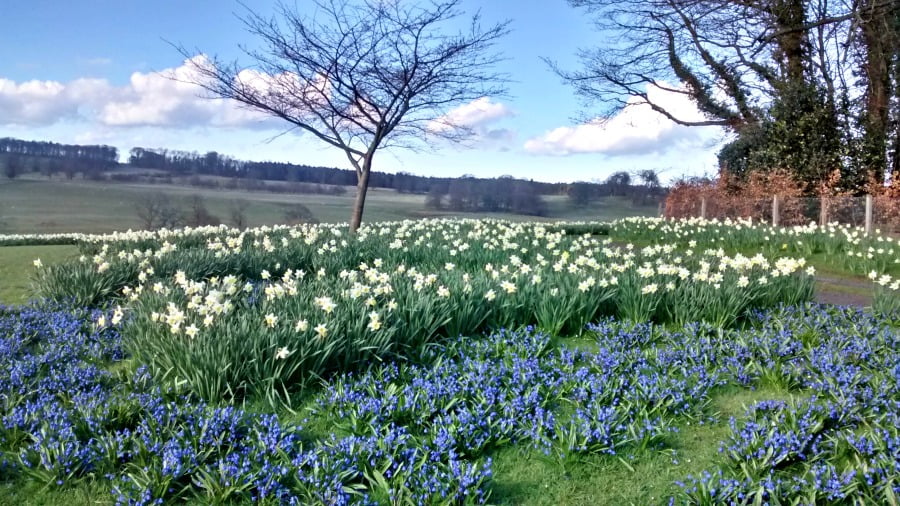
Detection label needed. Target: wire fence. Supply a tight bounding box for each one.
[665,195,900,234]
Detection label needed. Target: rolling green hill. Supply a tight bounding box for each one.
[0,177,658,234]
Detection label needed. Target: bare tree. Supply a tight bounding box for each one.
[180,0,509,233]
[606,171,632,196]
[61,159,78,180]
[282,203,319,224]
[185,194,222,226]
[634,168,662,205]
[636,169,660,189]
[3,155,21,179]
[552,0,772,131]
[135,192,183,230]
[41,159,54,180]
[554,0,874,128]
[425,184,445,210]
[555,0,899,187]
[228,199,251,229]
[567,181,596,205]
[0,201,7,232]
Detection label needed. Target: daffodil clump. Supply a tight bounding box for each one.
[70,219,815,403]
[613,216,899,274]
[869,270,900,319]
[614,216,900,315]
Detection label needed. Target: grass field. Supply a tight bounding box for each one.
[0,244,78,305]
[0,177,658,234]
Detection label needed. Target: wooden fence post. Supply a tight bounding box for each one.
[820,197,828,226]
[700,197,707,219]
[865,194,874,235]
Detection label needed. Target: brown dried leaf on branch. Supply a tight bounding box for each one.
[867,171,900,233]
[665,169,806,224]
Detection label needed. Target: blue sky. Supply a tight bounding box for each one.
[0,0,726,183]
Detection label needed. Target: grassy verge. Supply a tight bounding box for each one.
[0,245,78,305]
[0,481,114,506]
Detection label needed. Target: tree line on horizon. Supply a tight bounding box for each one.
[0,137,118,180]
[0,136,666,217]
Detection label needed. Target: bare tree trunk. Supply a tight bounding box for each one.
[773,0,808,83]
[892,109,900,178]
[893,28,900,180]
[349,157,372,234]
[859,0,895,185]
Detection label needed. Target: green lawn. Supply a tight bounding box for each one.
[0,481,114,506]
[0,178,658,234]
[0,244,78,305]
[490,386,801,505]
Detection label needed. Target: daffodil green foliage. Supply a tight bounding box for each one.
[43,220,814,402]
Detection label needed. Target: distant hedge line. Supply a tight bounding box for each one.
[0,220,612,248]
[0,235,84,247]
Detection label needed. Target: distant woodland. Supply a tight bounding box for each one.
[0,137,666,217]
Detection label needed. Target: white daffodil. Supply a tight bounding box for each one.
[315,296,337,313]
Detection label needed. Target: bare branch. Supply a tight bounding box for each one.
[552,0,871,134]
[174,0,509,231]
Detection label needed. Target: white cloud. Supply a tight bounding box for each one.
[0,77,116,126]
[99,55,275,128]
[426,97,516,149]
[0,56,275,129]
[428,97,513,132]
[0,61,516,149]
[524,83,721,156]
[0,79,73,125]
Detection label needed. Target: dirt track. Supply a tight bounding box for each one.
[815,276,872,307]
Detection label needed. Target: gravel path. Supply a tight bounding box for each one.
[815,276,872,308]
